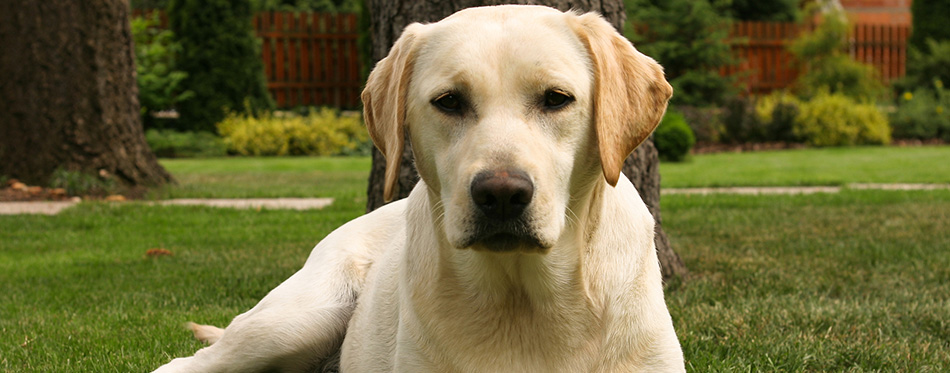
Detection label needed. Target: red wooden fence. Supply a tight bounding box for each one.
[255,12,361,108]
[724,21,909,94]
[134,11,910,103]
[132,10,361,108]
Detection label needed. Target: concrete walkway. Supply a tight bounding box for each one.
[155,198,333,210]
[2,183,949,215]
[0,198,334,215]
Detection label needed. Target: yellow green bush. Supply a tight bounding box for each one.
[217,108,368,156]
[793,92,891,146]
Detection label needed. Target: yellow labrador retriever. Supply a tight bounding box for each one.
[154,5,683,372]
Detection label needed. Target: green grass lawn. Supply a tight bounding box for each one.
[2,147,949,371]
[152,156,371,202]
[660,145,950,188]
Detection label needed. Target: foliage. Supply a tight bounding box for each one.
[789,10,885,101]
[145,130,228,158]
[168,0,274,133]
[217,108,368,156]
[754,91,801,142]
[624,0,736,107]
[891,81,950,141]
[720,96,765,143]
[676,106,724,144]
[131,14,194,129]
[793,91,890,146]
[48,168,118,196]
[716,0,800,22]
[654,110,696,162]
[909,0,950,54]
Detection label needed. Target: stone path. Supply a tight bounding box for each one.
[2,183,949,215]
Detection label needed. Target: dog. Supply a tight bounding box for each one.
[154,5,683,372]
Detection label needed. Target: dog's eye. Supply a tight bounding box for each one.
[432,93,462,113]
[543,90,573,110]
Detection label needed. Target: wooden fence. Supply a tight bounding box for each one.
[132,10,361,108]
[724,21,909,94]
[255,12,361,108]
[135,11,910,104]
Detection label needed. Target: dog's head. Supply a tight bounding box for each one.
[363,5,672,253]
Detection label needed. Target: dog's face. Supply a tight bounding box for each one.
[363,6,672,253]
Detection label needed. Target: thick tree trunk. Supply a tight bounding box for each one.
[365,0,686,280]
[0,0,172,187]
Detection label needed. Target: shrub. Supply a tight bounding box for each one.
[131,13,193,129]
[217,108,368,156]
[145,130,228,158]
[891,81,950,141]
[790,9,886,101]
[721,96,765,144]
[794,92,891,146]
[654,110,696,162]
[754,91,802,142]
[677,106,725,143]
[168,0,274,133]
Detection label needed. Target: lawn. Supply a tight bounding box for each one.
[1,147,948,371]
[660,145,950,188]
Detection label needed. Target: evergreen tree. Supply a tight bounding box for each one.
[168,0,274,132]
[624,0,735,107]
[720,0,800,22]
[909,0,950,53]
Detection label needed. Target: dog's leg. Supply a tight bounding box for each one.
[153,255,359,373]
[152,205,403,373]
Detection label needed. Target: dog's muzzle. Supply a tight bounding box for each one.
[466,169,545,252]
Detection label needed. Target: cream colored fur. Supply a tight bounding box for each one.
[153,5,682,372]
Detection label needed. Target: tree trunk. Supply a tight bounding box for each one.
[0,0,172,187]
[365,0,686,280]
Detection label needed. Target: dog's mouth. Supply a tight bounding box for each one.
[461,221,549,253]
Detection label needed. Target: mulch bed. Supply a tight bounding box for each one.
[0,179,74,202]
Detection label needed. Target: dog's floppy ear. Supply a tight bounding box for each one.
[362,25,421,202]
[572,13,673,186]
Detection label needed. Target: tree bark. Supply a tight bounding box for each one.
[365,0,686,280]
[0,0,172,187]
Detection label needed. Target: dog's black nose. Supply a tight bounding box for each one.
[470,169,534,220]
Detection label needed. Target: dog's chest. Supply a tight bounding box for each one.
[406,281,604,372]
